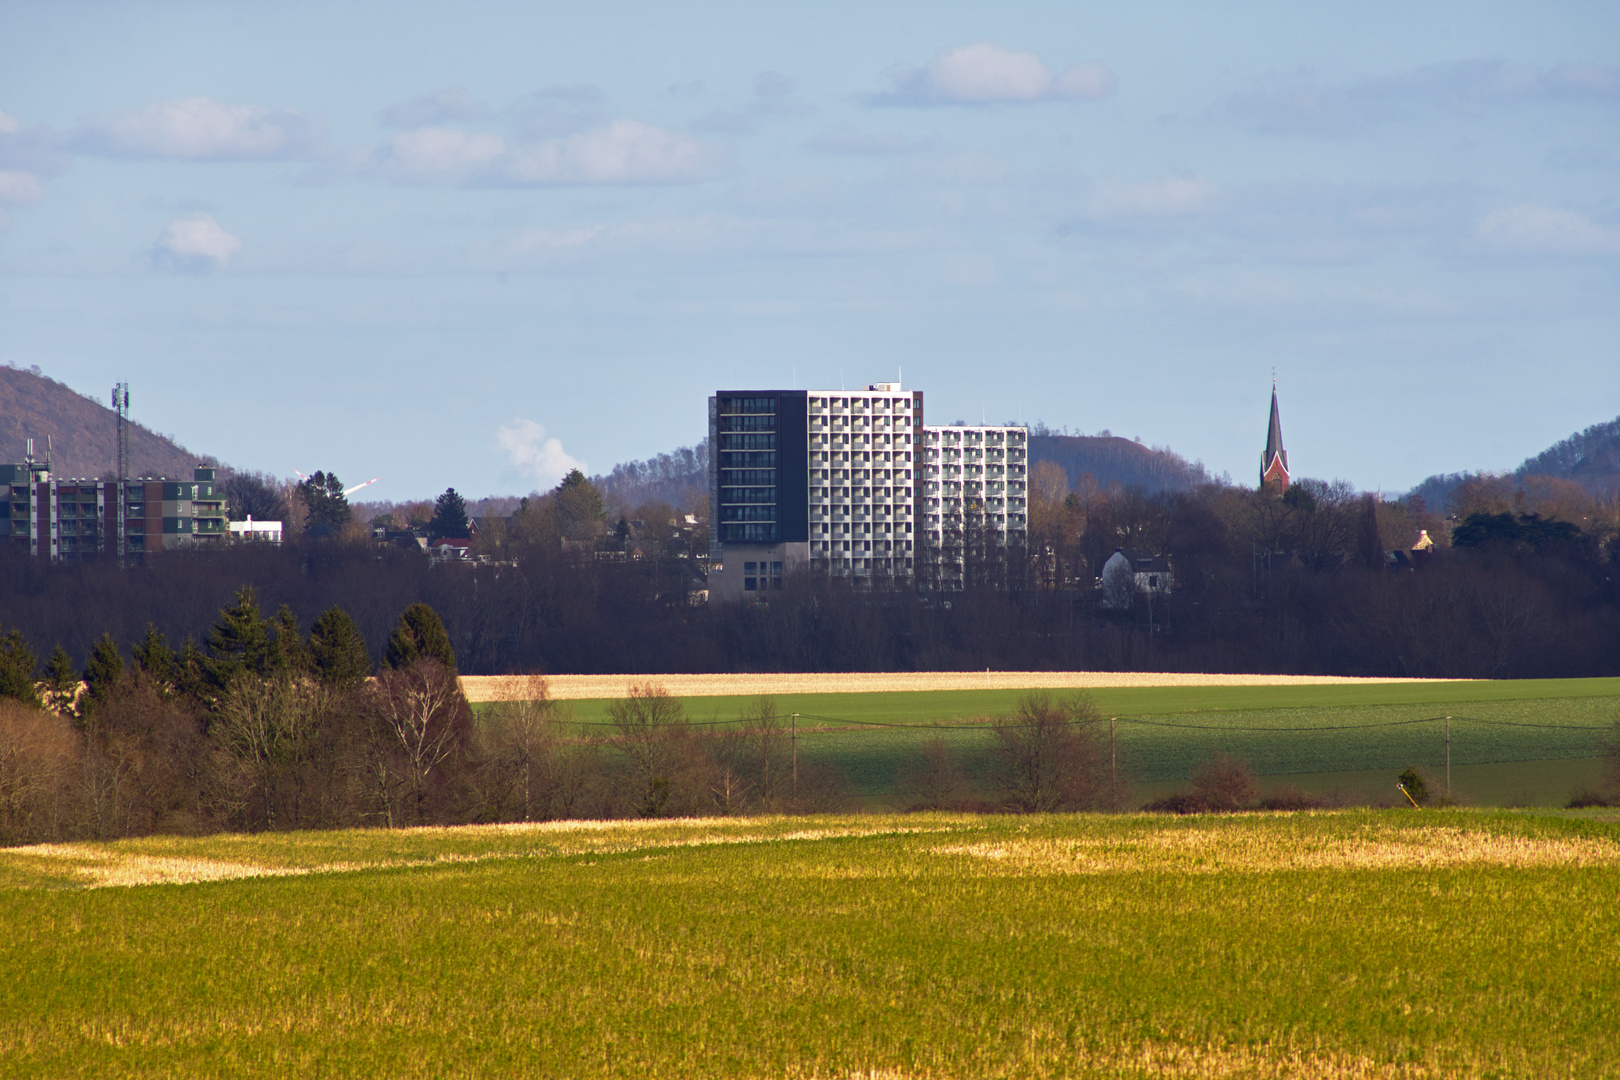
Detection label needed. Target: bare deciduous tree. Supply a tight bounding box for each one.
[992,693,1108,813]
[367,659,472,825]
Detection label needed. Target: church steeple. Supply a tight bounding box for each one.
[1260,385,1290,493]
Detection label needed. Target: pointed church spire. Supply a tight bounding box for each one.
[1260,386,1290,492]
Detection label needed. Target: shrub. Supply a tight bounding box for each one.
[1190,753,1258,811]
[1398,766,1431,806]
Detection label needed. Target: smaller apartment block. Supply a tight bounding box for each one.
[0,463,228,562]
[919,426,1029,587]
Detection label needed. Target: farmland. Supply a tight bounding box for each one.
[3,810,1618,1078]
[477,676,1620,808]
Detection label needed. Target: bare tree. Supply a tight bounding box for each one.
[479,677,581,821]
[210,674,330,829]
[606,683,700,818]
[992,693,1108,812]
[0,700,78,844]
[893,735,970,811]
[367,659,472,825]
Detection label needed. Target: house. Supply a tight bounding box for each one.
[428,538,474,562]
[228,515,283,544]
[1099,548,1173,609]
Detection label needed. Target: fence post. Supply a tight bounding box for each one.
[1445,715,1451,799]
[791,712,798,802]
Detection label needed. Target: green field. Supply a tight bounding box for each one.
[3,811,1618,1078]
[499,678,1620,808]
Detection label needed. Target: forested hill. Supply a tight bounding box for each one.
[0,365,205,480]
[1408,414,1620,510]
[1027,434,1211,494]
[1517,416,1620,495]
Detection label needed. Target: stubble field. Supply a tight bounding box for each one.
[2,810,1618,1078]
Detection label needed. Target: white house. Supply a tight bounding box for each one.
[228,516,282,545]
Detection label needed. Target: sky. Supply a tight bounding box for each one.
[0,0,1616,500]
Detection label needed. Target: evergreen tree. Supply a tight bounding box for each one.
[295,471,352,538]
[309,606,371,690]
[206,586,276,690]
[271,604,311,676]
[385,603,456,672]
[82,633,125,711]
[131,624,177,691]
[43,646,78,715]
[429,487,471,540]
[0,628,40,707]
[552,469,605,541]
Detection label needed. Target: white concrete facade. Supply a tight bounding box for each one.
[920,425,1029,587]
[806,385,922,580]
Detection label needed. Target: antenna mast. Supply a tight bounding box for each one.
[113,383,129,567]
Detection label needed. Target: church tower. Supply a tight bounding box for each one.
[1260,386,1290,493]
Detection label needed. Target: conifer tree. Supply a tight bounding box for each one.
[82,633,125,711]
[131,624,177,691]
[429,487,471,540]
[206,586,275,691]
[0,628,40,708]
[271,605,311,677]
[310,606,371,690]
[385,603,456,672]
[43,646,78,716]
[295,471,352,538]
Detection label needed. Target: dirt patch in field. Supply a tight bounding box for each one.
[461,671,1460,702]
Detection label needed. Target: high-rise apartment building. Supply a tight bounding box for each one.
[919,425,1029,588]
[708,382,1030,599]
[708,383,924,601]
[0,461,228,563]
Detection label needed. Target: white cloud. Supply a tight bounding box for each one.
[496,419,585,488]
[0,171,43,205]
[505,120,713,183]
[1088,177,1217,218]
[1475,203,1620,256]
[0,110,20,135]
[382,127,507,175]
[153,213,241,270]
[364,119,714,186]
[877,43,1116,105]
[76,97,323,160]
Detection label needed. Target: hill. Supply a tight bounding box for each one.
[1516,415,1620,495]
[1027,433,1211,494]
[0,365,205,480]
[1408,414,1620,509]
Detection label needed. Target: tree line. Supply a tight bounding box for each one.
[1,463,1616,681]
[0,582,1154,843]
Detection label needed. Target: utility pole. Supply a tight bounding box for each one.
[1444,715,1451,799]
[112,383,129,568]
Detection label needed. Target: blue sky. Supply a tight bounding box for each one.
[1,0,1616,499]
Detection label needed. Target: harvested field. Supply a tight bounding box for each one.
[461,670,1461,702]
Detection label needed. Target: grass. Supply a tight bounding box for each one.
[2,810,1618,1078]
[491,678,1620,807]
